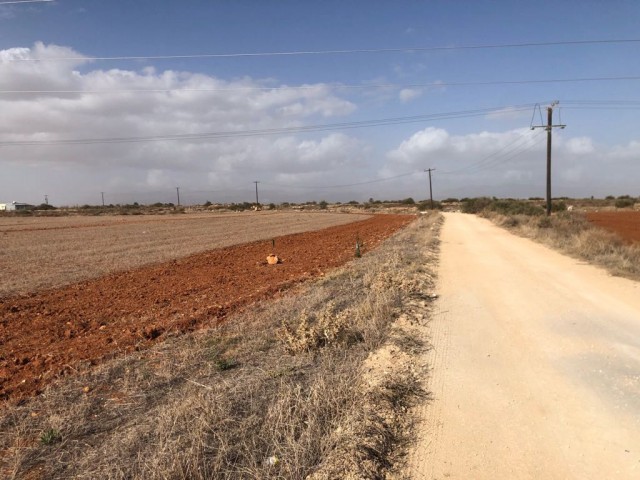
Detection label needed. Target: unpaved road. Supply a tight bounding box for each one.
[409,213,640,479]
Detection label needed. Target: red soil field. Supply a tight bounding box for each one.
[0,214,414,405]
[585,211,640,244]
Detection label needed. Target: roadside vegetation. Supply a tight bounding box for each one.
[461,197,640,280]
[0,213,441,479]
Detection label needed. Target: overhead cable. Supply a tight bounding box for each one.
[0,103,541,147]
[2,76,640,96]
[7,39,640,62]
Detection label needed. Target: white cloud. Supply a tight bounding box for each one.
[485,106,530,121]
[399,87,423,103]
[385,126,640,199]
[0,43,367,204]
[558,136,594,155]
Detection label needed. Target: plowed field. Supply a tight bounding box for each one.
[0,211,369,298]
[0,214,414,404]
[585,211,640,243]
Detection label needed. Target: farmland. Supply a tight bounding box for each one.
[1,212,434,479]
[585,211,640,243]
[0,213,414,404]
[0,211,369,298]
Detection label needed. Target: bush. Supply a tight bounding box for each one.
[461,197,544,216]
[37,203,56,211]
[615,198,635,208]
[491,200,544,216]
[417,201,442,211]
[319,200,328,210]
[400,198,415,205]
[461,197,493,214]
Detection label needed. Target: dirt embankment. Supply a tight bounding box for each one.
[0,215,413,405]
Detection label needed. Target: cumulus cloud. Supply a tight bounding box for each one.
[385,126,640,199]
[0,43,366,204]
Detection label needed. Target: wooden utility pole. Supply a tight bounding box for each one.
[101,192,105,207]
[531,101,566,216]
[253,181,260,206]
[424,168,435,209]
[176,187,181,206]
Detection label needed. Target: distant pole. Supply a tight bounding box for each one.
[546,107,552,216]
[101,192,105,207]
[254,181,260,206]
[424,168,435,209]
[44,195,48,205]
[176,187,181,206]
[531,101,566,216]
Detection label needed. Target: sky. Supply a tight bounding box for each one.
[1,0,639,206]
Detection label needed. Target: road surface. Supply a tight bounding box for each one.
[409,213,640,479]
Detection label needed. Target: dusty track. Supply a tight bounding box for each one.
[0,214,413,405]
[409,213,640,479]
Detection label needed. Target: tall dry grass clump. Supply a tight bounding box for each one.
[488,211,640,279]
[0,213,441,480]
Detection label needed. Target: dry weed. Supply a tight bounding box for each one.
[488,212,640,280]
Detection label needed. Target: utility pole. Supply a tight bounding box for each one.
[531,101,566,216]
[176,187,181,206]
[101,192,105,207]
[44,195,48,205]
[253,181,260,206]
[424,168,435,209]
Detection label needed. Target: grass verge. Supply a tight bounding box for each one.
[0,213,441,479]
[485,211,640,280]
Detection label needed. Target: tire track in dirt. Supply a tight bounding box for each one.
[409,213,640,479]
[0,214,414,405]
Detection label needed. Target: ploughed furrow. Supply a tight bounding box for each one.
[0,214,414,404]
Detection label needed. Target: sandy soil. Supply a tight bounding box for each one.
[408,213,640,479]
[0,214,413,405]
[586,211,640,243]
[0,211,369,298]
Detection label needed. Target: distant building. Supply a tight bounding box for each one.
[0,201,33,211]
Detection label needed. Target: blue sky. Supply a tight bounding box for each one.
[1,0,639,205]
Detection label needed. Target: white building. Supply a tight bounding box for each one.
[0,201,32,211]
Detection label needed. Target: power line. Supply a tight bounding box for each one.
[438,130,543,175]
[0,0,53,4]
[8,39,640,62]
[0,103,542,147]
[260,172,417,190]
[3,76,640,96]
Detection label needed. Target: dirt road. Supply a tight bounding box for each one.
[409,213,640,479]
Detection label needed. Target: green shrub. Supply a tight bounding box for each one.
[40,428,62,446]
[615,198,635,209]
[461,197,493,214]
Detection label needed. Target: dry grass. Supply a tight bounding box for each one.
[0,213,441,479]
[0,211,368,298]
[486,211,640,280]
